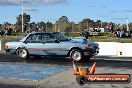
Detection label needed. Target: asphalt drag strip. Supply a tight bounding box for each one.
[0,63,68,81]
[0,53,21,62]
[0,53,132,88]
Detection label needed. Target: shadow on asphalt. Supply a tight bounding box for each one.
[0,84,33,88]
[0,53,132,69]
[0,53,21,62]
[92,58,132,69]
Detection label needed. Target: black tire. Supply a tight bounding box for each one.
[16,48,29,60]
[70,49,84,62]
[76,76,86,85]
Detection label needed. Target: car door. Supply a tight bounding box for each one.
[23,33,45,55]
[24,33,65,56]
[41,33,65,55]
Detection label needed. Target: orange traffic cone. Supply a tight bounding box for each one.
[89,62,96,74]
[78,67,84,75]
[73,61,79,75]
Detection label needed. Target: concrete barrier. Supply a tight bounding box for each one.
[0,40,132,57]
[116,43,132,57]
[96,42,117,56]
[97,42,132,57]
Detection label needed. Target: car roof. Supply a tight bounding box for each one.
[29,32,62,35]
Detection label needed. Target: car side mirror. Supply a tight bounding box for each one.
[55,40,60,43]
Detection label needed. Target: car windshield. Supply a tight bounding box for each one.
[52,33,70,41]
[19,34,29,42]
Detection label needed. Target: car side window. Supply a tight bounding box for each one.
[42,33,56,43]
[25,34,42,43]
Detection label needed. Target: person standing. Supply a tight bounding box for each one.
[85,30,90,39]
[80,30,85,37]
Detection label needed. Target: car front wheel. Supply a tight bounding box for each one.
[70,49,83,62]
[16,48,29,60]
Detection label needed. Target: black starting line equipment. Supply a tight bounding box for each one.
[72,61,131,85]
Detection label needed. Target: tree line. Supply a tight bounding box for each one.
[0,13,132,33]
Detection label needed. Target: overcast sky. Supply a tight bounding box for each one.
[0,0,132,24]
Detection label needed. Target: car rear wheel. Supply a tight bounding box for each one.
[16,48,29,60]
[70,49,83,62]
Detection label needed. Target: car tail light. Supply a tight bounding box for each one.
[4,44,8,49]
[85,45,91,49]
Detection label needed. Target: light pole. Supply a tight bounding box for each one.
[21,1,37,33]
[126,18,129,31]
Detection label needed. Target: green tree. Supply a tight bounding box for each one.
[95,20,101,28]
[16,13,31,32]
[56,16,69,32]
[46,21,53,27]
[79,18,94,30]
[65,22,75,32]
[58,16,69,22]
[101,22,108,28]
[29,22,37,32]
[46,21,53,32]
[3,22,11,26]
[128,23,132,30]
